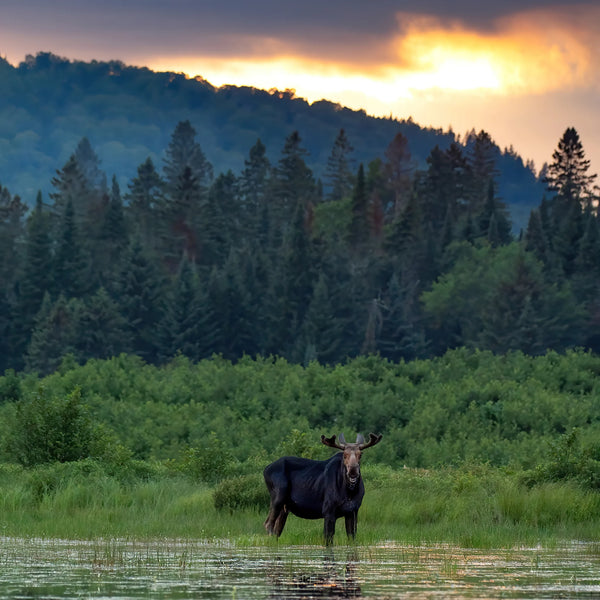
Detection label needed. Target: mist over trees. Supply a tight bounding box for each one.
[0,114,598,374]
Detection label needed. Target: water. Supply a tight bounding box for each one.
[0,537,598,599]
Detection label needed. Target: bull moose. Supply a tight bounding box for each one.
[263,432,382,544]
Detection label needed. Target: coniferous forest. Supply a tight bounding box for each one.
[0,97,598,374]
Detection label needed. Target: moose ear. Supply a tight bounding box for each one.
[321,434,344,450]
[356,433,365,444]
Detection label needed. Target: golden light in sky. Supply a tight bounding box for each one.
[144,5,599,170]
[149,7,594,102]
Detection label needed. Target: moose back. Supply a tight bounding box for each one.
[263,432,382,544]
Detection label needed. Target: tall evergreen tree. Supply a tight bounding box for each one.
[96,176,129,286]
[545,127,597,205]
[163,120,213,198]
[53,199,91,298]
[113,238,165,363]
[324,128,354,202]
[76,287,128,362]
[25,294,82,375]
[17,192,53,332]
[126,157,164,252]
[271,131,315,231]
[158,258,214,362]
[349,164,369,248]
[384,132,414,218]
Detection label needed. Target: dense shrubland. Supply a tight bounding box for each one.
[2,349,600,476]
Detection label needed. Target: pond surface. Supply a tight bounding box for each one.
[0,537,598,599]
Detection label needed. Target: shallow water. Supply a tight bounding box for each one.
[0,537,598,599]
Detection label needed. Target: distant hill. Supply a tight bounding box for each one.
[0,52,543,230]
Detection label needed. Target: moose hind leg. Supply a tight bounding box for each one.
[264,503,280,535]
[273,505,289,537]
[264,486,288,536]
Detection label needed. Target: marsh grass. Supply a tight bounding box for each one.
[0,461,598,546]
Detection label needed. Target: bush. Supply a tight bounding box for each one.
[213,473,270,512]
[532,429,600,489]
[178,433,236,483]
[7,386,103,466]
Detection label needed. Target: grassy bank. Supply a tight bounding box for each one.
[1,460,598,547]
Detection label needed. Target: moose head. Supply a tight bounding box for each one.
[321,432,382,485]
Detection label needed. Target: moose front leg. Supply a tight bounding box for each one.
[345,511,357,539]
[324,516,336,545]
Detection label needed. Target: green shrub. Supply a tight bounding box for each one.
[213,473,270,512]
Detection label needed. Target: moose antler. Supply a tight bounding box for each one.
[358,433,383,450]
[321,434,345,450]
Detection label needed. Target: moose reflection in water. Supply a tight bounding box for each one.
[267,549,361,599]
[263,433,382,544]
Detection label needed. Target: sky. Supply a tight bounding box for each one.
[1,0,599,175]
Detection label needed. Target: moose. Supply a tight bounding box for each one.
[263,432,382,544]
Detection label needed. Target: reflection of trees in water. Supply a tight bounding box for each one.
[267,549,361,599]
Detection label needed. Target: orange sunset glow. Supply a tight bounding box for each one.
[1,2,599,170]
[140,5,599,170]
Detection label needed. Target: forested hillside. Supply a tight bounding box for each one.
[0,100,598,374]
[0,52,541,224]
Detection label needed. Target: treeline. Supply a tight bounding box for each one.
[0,122,598,373]
[0,52,541,217]
[1,350,599,483]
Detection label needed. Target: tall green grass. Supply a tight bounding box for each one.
[0,460,598,546]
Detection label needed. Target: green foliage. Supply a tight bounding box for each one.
[529,429,600,489]
[178,433,236,483]
[213,473,270,512]
[5,386,108,466]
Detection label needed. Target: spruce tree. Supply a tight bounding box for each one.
[126,157,164,252]
[349,164,369,248]
[113,238,165,363]
[76,287,128,362]
[17,191,53,335]
[324,128,354,202]
[545,127,597,205]
[25,294,82,375]
[53,199,91,298]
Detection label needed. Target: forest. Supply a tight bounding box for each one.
[0,52,541,223]
[0,110,598,374]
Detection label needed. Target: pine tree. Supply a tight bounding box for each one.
[349,164,369,248]
[113,238,165,363]
[240,139,270,212]
[76,287,128,362]
[25,294,82,374]
[384,132,414,218]
[545,127,597,205]
[53,199,91,298]
[158,258,213,362]
[298,271,345,364]
[17,192,53,331]
[97,176,129,287]
[478,180,512,246]
[272,131,315,230]
[203,171,240,267]
[126,157,164,252]
[324,128,354,202]
[466,129,500,211]
[163,120,213,198]
[0,184,27,294]
[74,136,107,193]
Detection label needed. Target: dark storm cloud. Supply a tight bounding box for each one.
[1,0,587,56]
